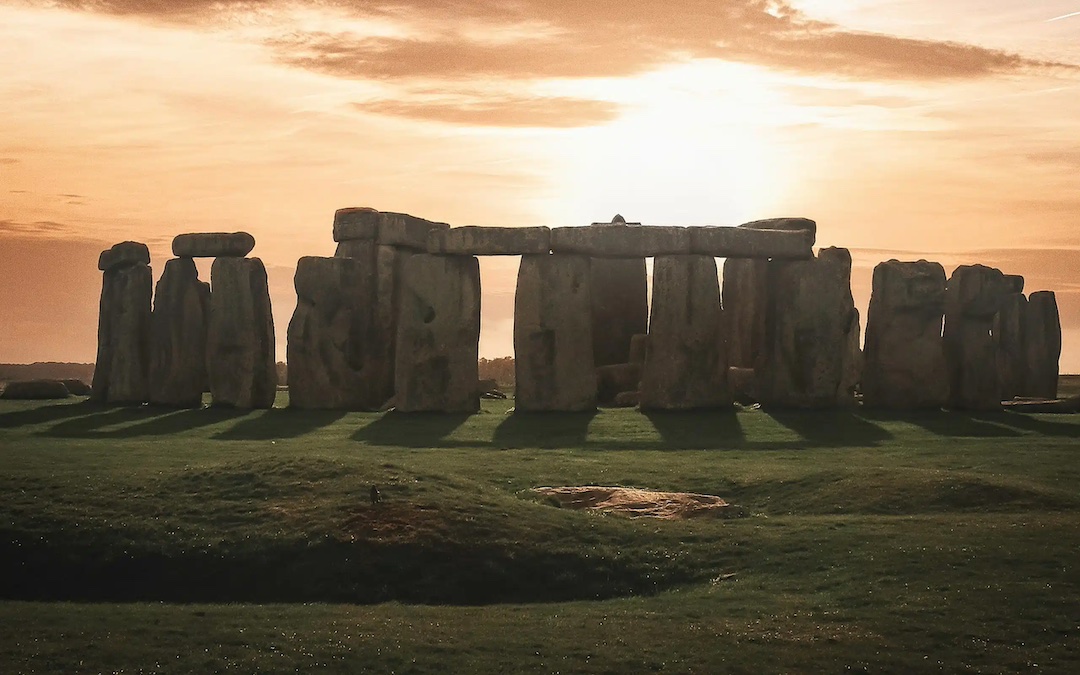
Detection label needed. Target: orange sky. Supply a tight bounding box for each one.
[1,0,1079,370]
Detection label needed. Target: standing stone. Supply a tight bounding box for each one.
[514,254,596,411]
[92,244,152,404]
[757,248,859,408]
[994,293,1028,401]
[287,256,384,410]
[591,257,648,366]
[944,265,1012,410]
[149,258,210,407]
[722,258,768,368]
[1023,291,1061,399]
[862,260,948,409]
[394,254,481,413]
[639,255,729,410]
[207,257,277,408]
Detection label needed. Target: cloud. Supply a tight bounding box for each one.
[0,158,19,165]
[353,94,620,128]
[47,0,1077,83]
[0,219,73,235]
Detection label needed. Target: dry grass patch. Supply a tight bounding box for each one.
[533,486,745,519]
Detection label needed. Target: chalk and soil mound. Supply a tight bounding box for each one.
[533,486,744,519]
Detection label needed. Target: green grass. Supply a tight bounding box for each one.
[0,392,1078,673]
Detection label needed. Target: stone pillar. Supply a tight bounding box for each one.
[639,255,729,410]
[758,247,860,408]
[149,257,210,407]
[207,257,277,408]
[287,256,384,410]
[92,242,152,404]
[588,217,647,367]
[1023,291,1061,399]
[862,260,948,409]
[943,265,1013,410]
[994,293,1028,401]
[514,254,596,411]
[333,207,378,266]
[394,254,481,413]
[722,258,768,368]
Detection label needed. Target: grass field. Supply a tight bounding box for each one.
[1,382,1078,673]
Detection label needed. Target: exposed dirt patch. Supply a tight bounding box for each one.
[533,486,744,519]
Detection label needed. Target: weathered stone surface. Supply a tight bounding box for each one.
[372,245,412,403]
[97,241,150,271]
[727,367,757,404]
[0,380,72,400]
[551,225,690,257]
[994,293,1027,401]
[757,248,860,408]
[612,390,640,408]
[597,363,640,405]
[1005,274,1025,294]
[591,257,648,367]
[91,262,152,404]
[688,227,812,259]
[739,217,817,246]
[628,334,648,365]
[172,232,255,258]
[377,212,450,250]
[1024,291,1061,399]
[334,238,377,263]
[149,258,210,407]
[287,256,384,410]
[394,254,481,412]
[514,254,596,411]
[333,207,379,242]
[60,379,92,396]
[944,265,1012,410]
[639,255,730,410]
[862,260,949,409]
[722,258,768,368]
[206,257,277,408]
[429,226,551,256]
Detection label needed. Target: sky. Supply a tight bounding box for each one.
[1,0,1079,371]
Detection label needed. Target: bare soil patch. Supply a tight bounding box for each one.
[533,486,744,519]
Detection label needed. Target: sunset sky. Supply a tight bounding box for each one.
[1,0,1079,371]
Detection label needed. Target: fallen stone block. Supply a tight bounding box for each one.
[596,363,640,405]
[0,380,72,400]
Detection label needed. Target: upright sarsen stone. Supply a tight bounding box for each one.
[514,254,596,411]
[591,257,648,366]
[149,258,210,407]
[994,293,1028,401]
[1024,291,1061,399]
[394,254,481,413]
[207,257,277,408]
[758,248,860,408]
[862,260,948,409]
[639,255,729,410]
[944,264,1012,410]
[722,258,768,369]
[92,251,152,404]
[287,256,383,410]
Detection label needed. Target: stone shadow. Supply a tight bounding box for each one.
[35,406,244,439]
[492,411,598,449]
[862,410,1021,438]
[764,409,892,448]
[642,409,745,450]
[351,411,472,447]
[0,401,103,429]
[969,411,1080,438]
[214,408,348,441]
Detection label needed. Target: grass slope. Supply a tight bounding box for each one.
[0,394,1078,673]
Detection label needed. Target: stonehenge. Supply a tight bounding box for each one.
[89,207,1065,417]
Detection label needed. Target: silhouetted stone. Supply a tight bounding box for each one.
[551,225,690,257]
[394,254,480,412]
[628,334,648,365]
[1024,291,1061,399]
[377,212,450,250]
[287,256,384,410]
[97,241,150,272]
[612,390,639,408]
[862,260,949,409]
[944,264,1013,410]
[333,207,379,241]
[689,226,812,259]
[207,257,277,408]
[92,257,152,404]
[727,367,757,404]
[514,254,596,411]
[172,232,255,258]
[758,248,859,408]
[739,217,817,245]
[639,255,729,410]
[60,379,91,396]
[334,239,377,262]
[994,292,1027,401]
[1004,274,1025,294]
[722,258,768,369]
[1,380,72,400]
[149,258,210,407]
[429,226,551,255]
[597,363,641,405]
[591,257,648,367]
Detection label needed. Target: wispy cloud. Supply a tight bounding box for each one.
[1046,10,1080,22]
[354,94,620,128]
[0,158,19,165]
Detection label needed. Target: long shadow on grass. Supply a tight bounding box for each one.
[352,412,472,447]
[969,411,1080,438]
[0,400,103,429]
[214,408,348,440]
[763,409,892,447]
[36,406,246,439]
[642,410,745,449]
[492,411,597,449]
[862,410,1022,438]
